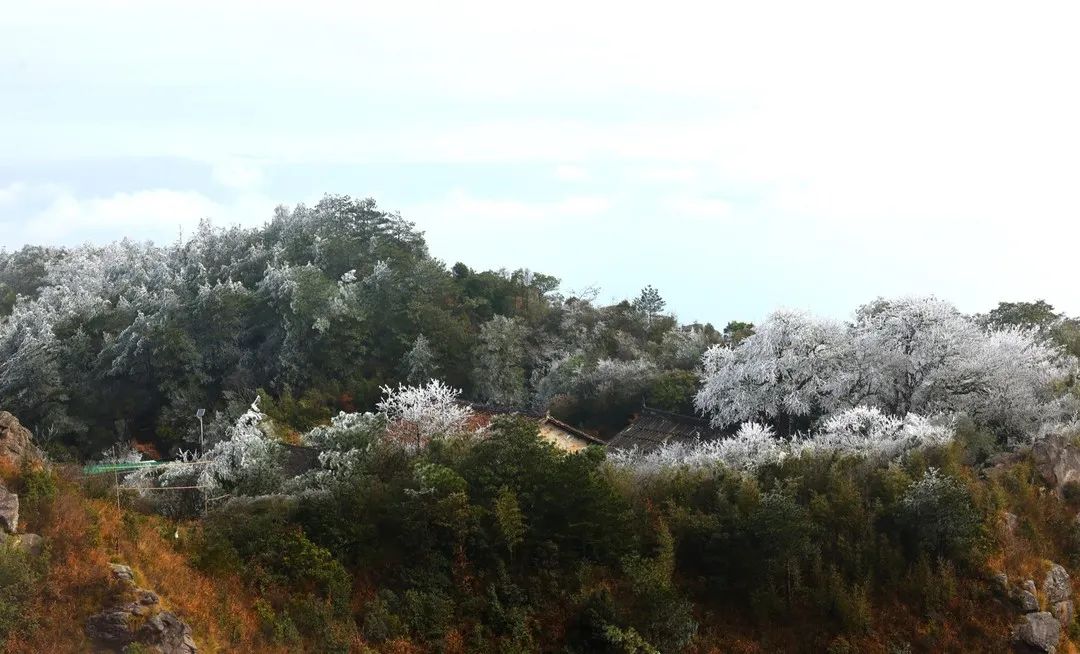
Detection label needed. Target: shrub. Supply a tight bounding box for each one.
[647,370,698,414]
[20,467,58,530]
[897,468,982,561]
[362,590,404,643]
[0,546,37,640]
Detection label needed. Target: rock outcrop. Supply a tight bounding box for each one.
[0,412,37,466]
[1032,433,1080,496]
[85,563,197,653]
[1006,562,1075,652]
[1043,564,1071,603]
[1019,589,1041,613]
[138,612,197,654]
[1041,564,1075,630]
[1013,611,1061,653]
[0,482,17,534]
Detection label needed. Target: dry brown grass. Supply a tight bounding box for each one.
[6,466,288,654]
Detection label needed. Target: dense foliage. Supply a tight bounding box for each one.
[696,298,1078,439]
[105,381,1080,652]
[5,196,1080,652]
[0,196,718,458]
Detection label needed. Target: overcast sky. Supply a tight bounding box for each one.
[2,1,1078,325]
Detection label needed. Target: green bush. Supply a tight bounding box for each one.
[254,597,300,646]
[361,590,404,643]
[20,467,57,527]
[646,370,698,414]
[0,546,38,640]
[896,468,982,561]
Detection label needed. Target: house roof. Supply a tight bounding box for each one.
[459,400,606,447]
[607,407,725,453]
[539,415,607,446]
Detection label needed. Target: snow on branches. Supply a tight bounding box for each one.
[610,407,953,477]
[694,309,851,429]
[377,379,474,449]
[695,297,1076,438]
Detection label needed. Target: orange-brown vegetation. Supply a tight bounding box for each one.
[6,467,287,654]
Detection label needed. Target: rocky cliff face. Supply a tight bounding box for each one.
[0,411,39,467]
[86,564,198,653]
[1032,433,1080,497]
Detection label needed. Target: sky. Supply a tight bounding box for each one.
[2,0,1079,326]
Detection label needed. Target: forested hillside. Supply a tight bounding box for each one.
[0,195,724,460]
[3,196,1080,652]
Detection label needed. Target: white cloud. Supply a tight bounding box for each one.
[635,167,699,184]
[554,165,590,182]
[419,190,611,226]
[667,196,732,220]
[0,184,274,249]
[0,182,28,206]
[211,159,264,190]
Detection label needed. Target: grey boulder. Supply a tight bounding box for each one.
[1019,590,1041,613]
[137,611,197,654]
[86,610,136,648]
[0,483,18,534]
[1013,612,1061,653]
[1044,564,1072,604]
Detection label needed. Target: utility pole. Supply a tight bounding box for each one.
[195,408,205,453]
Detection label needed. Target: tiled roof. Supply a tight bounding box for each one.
[459,400,607,447]
[539,415,607,446]
[607,407,725,453]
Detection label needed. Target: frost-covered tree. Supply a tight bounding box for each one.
[848,297,1071,437]
[531,353,586,411]
[473,315,528,407]
[695,310,851,433]
[402,334,439,385]
[195,397,284,496]
[696,297,1074,439]
[657,327,714,370]
[587,358,658,405]
[848,297,981,416]
[609,408,953,477]
[791,406,952,461]
[124,396,283,515]
[377,379,474,449]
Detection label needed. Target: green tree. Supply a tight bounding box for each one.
[474,316,529,407]
[632,286,666,328]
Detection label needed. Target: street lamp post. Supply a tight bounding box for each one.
[195,408,205,453]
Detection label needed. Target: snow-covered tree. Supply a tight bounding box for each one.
[610,408,953,478]
[695,310,851,433]
[473,315,528,407]
[403,334,439,385]
[377,379,474,449]
[696,297,1074,438]
[848,297,1071,436]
